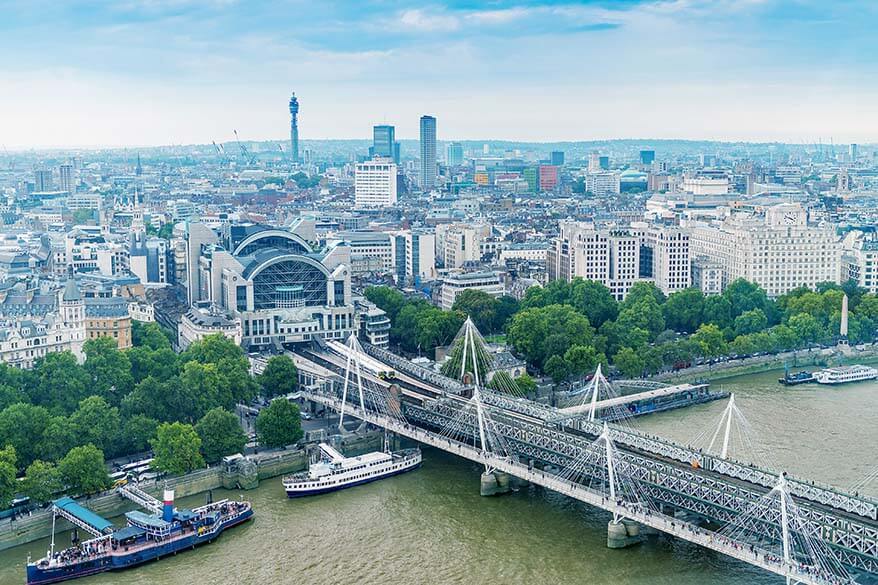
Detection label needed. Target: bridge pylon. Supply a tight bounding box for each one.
[338,334,368,432]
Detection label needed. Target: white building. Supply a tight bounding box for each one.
[692,255,724,295]
[436,223,492,269]
[841,231,878,294]
[690,203,841,297]
[642,225,691,295]
[392,230,436,286]
[178,307,242,350]
[440,271,505,310]
[168,199,197,222]
[681,171,730,195]
[354,159,397,208]
[585,172,621,197]
[335,231,393,275]
[547,222,641,301]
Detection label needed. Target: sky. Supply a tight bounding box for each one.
[1,0,877,148]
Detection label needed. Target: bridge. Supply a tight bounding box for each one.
[291,323,877,585]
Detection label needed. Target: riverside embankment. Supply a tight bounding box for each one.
[0,430,382,551]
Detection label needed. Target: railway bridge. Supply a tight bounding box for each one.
[289,332,877,584]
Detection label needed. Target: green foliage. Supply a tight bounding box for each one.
[394,300,464,354]
[615,295,665,341]
[30,351,90,413]
[70,396,121,456]
[521,278,618,328]
[23,460,63,505]
[691,323,728,358]
[84,337,134,405]
[119,415,159,455]
[291,171,320,189]
[195,408,247,463]
[0,402,51,469]
[257,355,299,398]
[151,422,205,475]
[723,278,769,318]
[663,288,705,333]
[613,347,645,378]
[132,321,173,351]
[543,355,570,384]
[563,345,606,379]
[787,313,825,345]
[621,281,666,309]
[365,286,407,323]
[59,445,110,495]
[452,289,502,333]
[702,295,733,329]
[255,399,303,448]
[508,304,594,369]
[514,373,537,395]
[734,308,768,337]
[39,417,79,462]
[0,446,16,509]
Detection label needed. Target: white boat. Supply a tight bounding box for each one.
[813,365,878,385]
[283,442,421,497]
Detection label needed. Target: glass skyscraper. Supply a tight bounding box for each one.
[372,125,398,163]
[446,142,464,167]
[419,115,437,190]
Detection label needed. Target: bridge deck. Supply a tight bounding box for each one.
[558,383,706,415]
[304,391,843,585]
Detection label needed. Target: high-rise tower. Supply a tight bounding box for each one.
[419,115,437,190]
[289,93,300,163]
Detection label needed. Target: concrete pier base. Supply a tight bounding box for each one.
[607,520,644,549]
[480,470,513,496]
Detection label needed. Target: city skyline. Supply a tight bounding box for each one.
[2,0,878,148]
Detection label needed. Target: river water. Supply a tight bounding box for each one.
[1,369,875,585]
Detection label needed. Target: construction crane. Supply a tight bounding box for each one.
[233,130,257,166]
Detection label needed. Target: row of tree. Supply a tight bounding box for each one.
[0,321,304,508]
[365,278,878,385]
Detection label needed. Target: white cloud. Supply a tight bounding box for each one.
[398,9,460,32]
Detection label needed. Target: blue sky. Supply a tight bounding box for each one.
[1,0,876,147]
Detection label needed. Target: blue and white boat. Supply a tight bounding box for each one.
[283,442,421,497]
[26,487,253,585]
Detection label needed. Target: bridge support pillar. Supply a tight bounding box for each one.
[480,470,512,496]
[607,520,643,549]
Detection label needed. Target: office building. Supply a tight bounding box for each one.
[59,163,74,194]
[641,225,690,295]
[440,271,505,310]
[419,115,437,190]
[372,125,398,163]
[539,165,559,192]
[585,172,621,196]
[690,203,841,297]
[34,169,53,192]
[849,143,859,161]
[335,231,394,274]
[640,150,656,165]
[289,93,300,163]
[547,222,640,301]
[437,223,492,269]
[355,159,398,208]
[550,151,565,166]
[446,142,464,167]
[842,231,878,294]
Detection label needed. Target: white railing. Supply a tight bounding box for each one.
[304,390,853,585]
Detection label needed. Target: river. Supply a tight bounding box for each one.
[1,369,875,585]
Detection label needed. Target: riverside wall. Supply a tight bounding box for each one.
[0,429,384,552]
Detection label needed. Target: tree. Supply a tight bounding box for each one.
[132,321,173,351]
[121,375,194,423]
[702,295,733,330]
[119,415,159,456]
[452,289,499,333]
[38,416,79,463]
[72,209,94,224]
[84,337,134,404]
[0,446,16,509]
[788,313,824,346]
[616,296,665,341]
[257,355,299,399]
[514,373,537,395]
[59,445,110,495]
[0,402,51,469]
[255,399,303,448]
[23,460,62,505]
[70,396,121,455]
[195,408,247,463]
[151,422,205,475]
[724,279,769,318]
[507,305,594,368]
[620,281,666,310]
[364,286,407,323]
[613,347,645,378]
[180,361,229,420]
[494,296,521,332]
[691,323,728,358]
[563,345,604,379]
[544,355,570,384]
[733,308,768,337]
[570,279,618,328]
[30,351,90,413]
[663,288,705,333]
[128,346,179,383]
